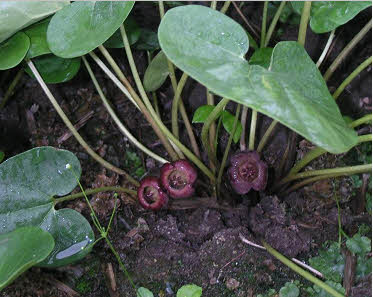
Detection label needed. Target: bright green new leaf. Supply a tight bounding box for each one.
[291,1,371,33]
[177,284,202,297]
[222,111,242,143]
[104,16,141,48]
[24,18,51,59]
[158,5,358,153]
[248,47,273,69]
[0,226,54,290]
[134,29,160,51]
[0,32,30,70]
[143,51,170,92]
[192,105,215,123]
[137,287,154,297]
[47,1,134,58]
[25,55,81,84]
[346,234,371,255]
[279,282,300,297]
[0,1,69,43]
[0,147,94,267]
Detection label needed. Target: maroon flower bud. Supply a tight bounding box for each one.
[160,160,197,198]
[137,177,168,210]
[227,151,267,194]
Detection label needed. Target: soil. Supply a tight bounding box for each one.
[0,2,371,297]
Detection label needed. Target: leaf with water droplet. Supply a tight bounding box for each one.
[0,147,94,267]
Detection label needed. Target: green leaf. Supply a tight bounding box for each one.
[0,1,69,44]
[0,32,30,70]
[47,1,134,58]
[0,226,54,290]
[143,51,170,92]
[158,5,358,154]
[246,30,258,50]
[192,105,215,123]
[0,147,94,267]
[104,16,141,48]
[25,55,81,84]
[137,287,154,297]
[307,280,345,297]
[308,242,345,283]
[279,282,299,297]
[291,1,372,33]
[346,234,371,255]
[134,29,160,51]
[176,284,202,297]
[0,151,4,163]
[248,47,273,69]
[24,18,51,59]
[222,111,242,143]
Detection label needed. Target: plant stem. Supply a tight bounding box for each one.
[248,110,257,150]
[26,59,139,187]
[120,26,215,181]
[202,98,229,171]
[54,186,137,205]
[232,1,260,40]
[257,120,278,153]
[260,1,268,48]
[207,89,217,172]
[171,72,188,138]
[0,68,23,109]
[146,51,160,117]
[297,1,312,47]
[350,114,372,129]
[93,48,179,161]
[82,56,168,164]
[324,19,372,82]
[220,1,231,14]
[240,107,248,151]
[217,104,241,195]
[264,1,287,47]
[210,0,217,9]
[316,30,335,68]
[262,241,345,297]
[333,56,372,100]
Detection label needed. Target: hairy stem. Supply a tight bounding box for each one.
[240,106,248,151]
[217,104,241,195]
[82,56,168,164]
[26,59,139,187]
[0,68,23,109]
[262,241,345,297]
[257,120,278,152]
[298,1,312,46]
[248,110,258,150]
[260,1,268,48]
[264,1,287,47]
[333,56,372,100]
[54,186,137,205]
[316,30,335,67]
[120,26,215,181]
[324,19,372,82]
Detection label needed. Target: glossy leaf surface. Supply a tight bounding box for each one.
[0,1,69,43]
[0,32,30,70]
[104,16,141,48]
[0,226,54,290]
[24,18,51,58]
[143,51,170,92]
[159,5,357,153]
[25,55,81,84]
[291,1,371,33]
[47,1,134,58]
[0,147,94,267]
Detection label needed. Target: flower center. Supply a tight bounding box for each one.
[168,170,188,190]
[238,162,258,181]
[144,186,159,204]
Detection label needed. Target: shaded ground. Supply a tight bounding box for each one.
[0,2,371,297]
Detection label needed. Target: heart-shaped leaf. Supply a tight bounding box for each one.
[24,18,51,59]
[0,226,54,290]
[291,1,371,33]
[158,5,358,153]
[143,51,170,92]
[25,55,81,84]
[0,147,94,267]
[0,32,30,70]
[104,16,141,48]
[47,1,134,58]
[0,1,69,43]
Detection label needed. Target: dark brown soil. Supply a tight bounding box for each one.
[0,2,371,297]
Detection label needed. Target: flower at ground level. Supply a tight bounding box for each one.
[228,151,267,194]
[137,176,168,210]
[160,160,197,198]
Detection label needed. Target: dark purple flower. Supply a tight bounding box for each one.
[137,176,168,210]
[160,160,197,198]
[228,151,267,194]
